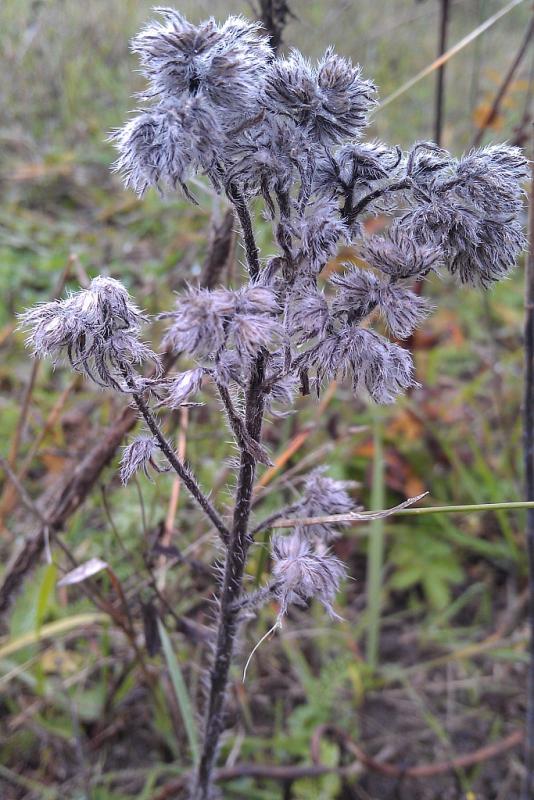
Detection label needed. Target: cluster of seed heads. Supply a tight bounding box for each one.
[20,7,527,628]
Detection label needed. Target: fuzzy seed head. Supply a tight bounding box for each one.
[271,531,346,619]
[19,277,157,390]
[120,435,159,484]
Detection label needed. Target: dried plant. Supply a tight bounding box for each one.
[19,9,528,799]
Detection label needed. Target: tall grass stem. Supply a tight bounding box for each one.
[366,413,385,669]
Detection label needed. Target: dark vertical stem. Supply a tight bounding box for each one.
[469,0,484,113]
[227,184,261,281]
[275,187,294,265]
[193,353,266,800]
[257,0,292,54]
[434,0,450,146]
[523,160,534,800]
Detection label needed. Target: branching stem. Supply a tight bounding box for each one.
[126,377,230,545]
[216,381,271,465]
[344,178,411,227]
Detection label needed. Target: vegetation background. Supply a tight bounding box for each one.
[0,1,533,798]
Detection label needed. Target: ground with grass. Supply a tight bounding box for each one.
[0,1,532,798]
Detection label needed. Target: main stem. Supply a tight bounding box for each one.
[193,353,266,800]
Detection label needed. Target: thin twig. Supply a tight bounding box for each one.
[0,259,74,531]
[158,406,189,589]
[201,208,236,290]
[312,723,523,779]
[256,0,293,53]
[471,8,534,148]
[250,501,303,536]
[0,455,49,527]
[159,406,189,579]
[0,376,79,528]
[7,257,72,470]
[273,493,427,528]
[153,728,523,799]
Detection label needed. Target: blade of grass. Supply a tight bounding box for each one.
[366,413,385,670]
[273,500,534,529]
[157,617,199,765]
[0,765,58,800]
[0,612,108,660]
[397,501,534,516]
[35,563,57,632]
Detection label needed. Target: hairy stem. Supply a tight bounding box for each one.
[230,579,280,613]
[193,353,266,800]
[227,183,261,281]
[216,381,270,465]
[250,501,303,536]
[275,187,293,265]
[127,380,230,545]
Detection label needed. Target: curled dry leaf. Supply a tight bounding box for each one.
[57,557,109,587]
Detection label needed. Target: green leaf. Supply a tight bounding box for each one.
[36,564,57,632]
[389,565,423,590]
[157,618,199,764]
[423,576,451,610]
